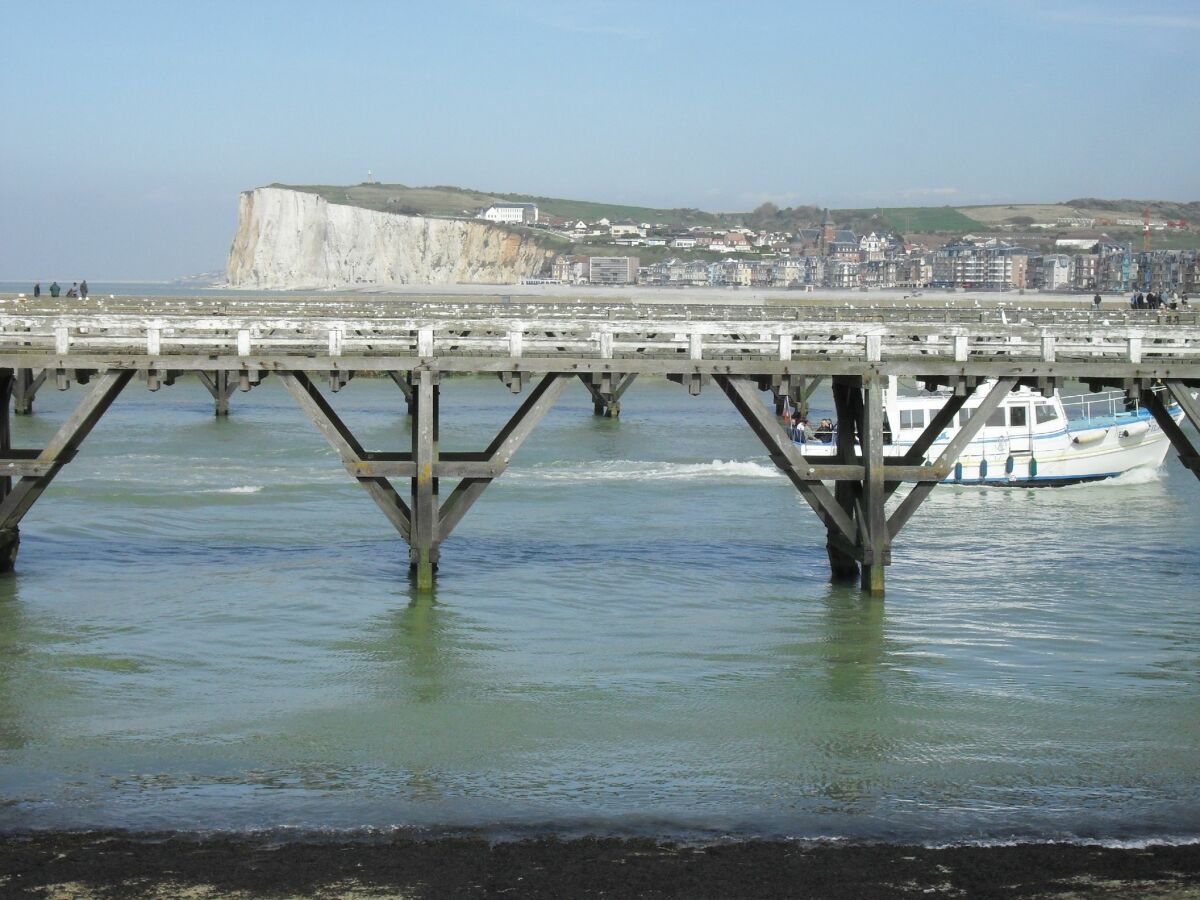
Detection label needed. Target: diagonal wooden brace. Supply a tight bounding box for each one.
[886,376,1018,541]
[715,374,858,544]
[1142,382,1200,479]
[279,371,413,541]
[0,369,134,571]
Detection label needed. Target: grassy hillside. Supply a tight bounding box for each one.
[269,183,1198,247]
[871,207,984,233]
[274,183,721,227]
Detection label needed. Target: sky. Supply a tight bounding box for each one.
[2,0,1198,280]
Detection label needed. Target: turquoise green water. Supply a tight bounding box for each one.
[0,375,1197,842]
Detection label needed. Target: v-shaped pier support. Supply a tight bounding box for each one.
[579,372,638,417]
[716,374,1016,595]
[281,371,568,589]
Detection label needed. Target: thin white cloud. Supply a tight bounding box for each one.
[1038,7,1200,29]
[900,187,961,198]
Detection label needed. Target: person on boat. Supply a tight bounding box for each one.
[815,418,834,443]
[65,283,78,298]
[49,281,60,298]
[1092,293,1101,309]
[1182,293,1190,309]
[33,282,40,298]
[797,417,814,444]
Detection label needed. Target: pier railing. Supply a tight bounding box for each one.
[0,306,1199,374]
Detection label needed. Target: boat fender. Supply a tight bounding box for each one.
[980,458,988,479]
[1005,454,1015,475]
[954,461,962,482]
[1120,421,1150,439]
[1030,457,1038,478]
[1072,429,1107,445]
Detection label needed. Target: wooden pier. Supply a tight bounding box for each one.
[1,296,1199,594]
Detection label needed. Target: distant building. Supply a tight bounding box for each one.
[610,221,645,238]
[932,240,1030,290]
[480,203,538,225]
[588,256,639,284]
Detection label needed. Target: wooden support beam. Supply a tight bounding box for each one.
[410,370,439,589]
[829,377,862,582]
[12,368,45,415]
[432,372,567,546]
[0,370,13,569]
[388,371,415,415]
[860,375,888,595]
[1142,383,1200,479]
[579,372,637,418]
[436,478,491,543]
[714,375,858,546]
[886,377,1018,541]
[1165,381,1200,435]
[196,370,236,416]
[884,392,968,499]
[279,371,412,541]
[0,369,134,571]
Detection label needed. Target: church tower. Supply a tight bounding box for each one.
[820,208,836,255]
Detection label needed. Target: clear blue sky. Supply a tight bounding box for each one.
[2,0,1197,280]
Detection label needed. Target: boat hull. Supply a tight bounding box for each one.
[794,410,1178,487]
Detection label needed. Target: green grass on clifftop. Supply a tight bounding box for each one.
[273,183,720,228]
[869,207,985,233]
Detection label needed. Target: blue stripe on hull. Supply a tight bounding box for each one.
[949,472,1122,487]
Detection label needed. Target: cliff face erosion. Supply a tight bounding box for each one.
[225,187,555,289]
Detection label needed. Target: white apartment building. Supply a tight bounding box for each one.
[480,203,539,225]
[588,257,639,284]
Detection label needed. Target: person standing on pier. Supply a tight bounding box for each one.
[33,282,40,298]
[79,279,89,299]
[49,281,60,298]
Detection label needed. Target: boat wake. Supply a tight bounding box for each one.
[511,459,782,484]
[1061,467,1164,490]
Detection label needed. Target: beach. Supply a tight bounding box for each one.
[4,833,1200,898]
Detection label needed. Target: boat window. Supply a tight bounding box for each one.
[900,408,925,430]
[1035,404,1057,424]
[986,408,1005,428]
[1010,406,1028,427]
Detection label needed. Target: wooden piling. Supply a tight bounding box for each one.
[0,370,15,571]
[410,370,440,590]
[859,376,888,595]
[12,368,44,415]
[827,377,861,583]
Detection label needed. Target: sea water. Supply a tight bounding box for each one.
[0,373,1197,843]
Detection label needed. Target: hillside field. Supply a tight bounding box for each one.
[271,183,1196,246]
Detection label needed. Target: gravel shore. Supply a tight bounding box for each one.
[3,833,1199,898]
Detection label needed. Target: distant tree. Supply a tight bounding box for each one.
[752,202,780,222]
[1007,216,1035,226]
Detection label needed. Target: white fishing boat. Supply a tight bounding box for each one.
[791,379,1185,486]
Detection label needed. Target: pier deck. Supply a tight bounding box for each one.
[1,297,1199,593]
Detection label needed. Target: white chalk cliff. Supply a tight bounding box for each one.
[225,187,555,289]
